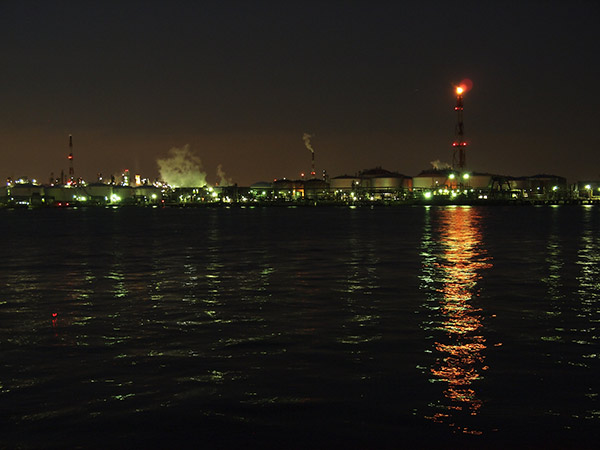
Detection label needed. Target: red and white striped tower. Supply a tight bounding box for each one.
[68,134,75,185]
[452,86,467,171]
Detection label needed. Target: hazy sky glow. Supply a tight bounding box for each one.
[1,0,599,185]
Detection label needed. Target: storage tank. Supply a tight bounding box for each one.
[81,183,114,203]
[369,176,403,189]
[134,186,162,203]
[412,169,453,190]
[465,173,493,190]
[304,178,330,199]
[44,185,78,203]
[330,175,359,190]
[111,186,135,203]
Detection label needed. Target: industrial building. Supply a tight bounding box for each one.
[2,83,598,208]
[2,169,598,208]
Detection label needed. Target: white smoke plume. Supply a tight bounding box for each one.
[430,159,451,170]
[157,144,207,187]
[216,164,233,186]
[302,133,315,153]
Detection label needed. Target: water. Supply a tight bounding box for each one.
[1,205,598,448]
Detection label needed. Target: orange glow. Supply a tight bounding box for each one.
[427,207,492,434]
[456,86,464,95]
[458,78,473,93]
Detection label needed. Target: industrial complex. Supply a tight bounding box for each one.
[2,82,599,208]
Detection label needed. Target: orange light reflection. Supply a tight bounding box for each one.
[428,207,492,434]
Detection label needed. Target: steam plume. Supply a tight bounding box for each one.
[430,159,451,170]
[302,133,315,153]
[157,144,207,187]
[216,164,233,187]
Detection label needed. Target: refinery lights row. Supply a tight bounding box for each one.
[448,173,470,180]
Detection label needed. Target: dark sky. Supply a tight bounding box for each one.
[1,0,599,185]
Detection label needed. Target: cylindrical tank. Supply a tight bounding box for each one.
[330,176,359,190]
[369,177,403,189]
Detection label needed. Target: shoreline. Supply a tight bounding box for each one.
[2,197,599,210]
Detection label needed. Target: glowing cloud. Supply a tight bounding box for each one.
[430,159,452,170]
[458,78,473,93]
[157,145,207,187]
[216,164,233,186]
[302,133,315,153]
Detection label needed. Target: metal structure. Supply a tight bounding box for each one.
[302,133,316,178]
[68,134,74,184]
[452,87,467,170]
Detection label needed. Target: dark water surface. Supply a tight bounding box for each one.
[1,206,598,448]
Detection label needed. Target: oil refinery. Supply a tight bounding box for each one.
[2,82,599,208]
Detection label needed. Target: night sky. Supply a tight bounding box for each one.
[1,0,599,186]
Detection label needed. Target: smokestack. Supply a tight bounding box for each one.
[302,133,316,177]
[68,134,74,184]
[452,80,472,171]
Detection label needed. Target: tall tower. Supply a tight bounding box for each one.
[302,133,316,178]
[452,86,467,171]
[68,134,75,185]
[123,169,130,186]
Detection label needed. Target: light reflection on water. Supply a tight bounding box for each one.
[535,206,600,422]
[573,207,599,417]
[0,207,599,447]
[420,206,493,435]
[338,214,381,349]
[541,206,564,304]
